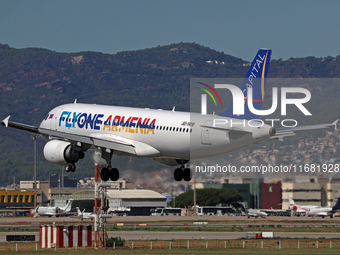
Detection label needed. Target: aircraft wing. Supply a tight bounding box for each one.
[1,116,40,134]
[39,128,137,155]
[200,125,251,134]
[271,120,338,141]
[1,116,137,155]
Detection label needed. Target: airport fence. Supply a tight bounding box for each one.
[1,239,340,251]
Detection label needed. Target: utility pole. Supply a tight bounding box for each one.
[61,166,64,188]
[94,164,112,248]
[32,135,37,208]
[193,161,196,216]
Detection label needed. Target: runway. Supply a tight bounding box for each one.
[108,231,340,240]
[1,231,340,242]
[1,215,340,225]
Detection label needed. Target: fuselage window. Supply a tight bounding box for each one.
[179,128,182,132]
[169,127,172,131]
[166,127,169,131]
[163,126,166,130]
[186,129,189,132]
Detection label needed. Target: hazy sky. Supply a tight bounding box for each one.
[1,0,340,61]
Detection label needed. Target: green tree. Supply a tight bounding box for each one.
[175,188,243,208]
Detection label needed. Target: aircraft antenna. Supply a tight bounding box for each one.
[172,106,175,112]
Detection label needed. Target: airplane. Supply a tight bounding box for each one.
[1,49,338,182]
[238,202,267,218]
[32,199,73,217]
[247,209,268,218]
[289,195,319,216]
[75,207,95,220]
[306,197,340,218]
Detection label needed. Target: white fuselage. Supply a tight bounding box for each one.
[33,206,67,216]
[38,103,274,161]
[247,209,267,218]
[307,207,333,217]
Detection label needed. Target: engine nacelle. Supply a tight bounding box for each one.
[43,140,85,166]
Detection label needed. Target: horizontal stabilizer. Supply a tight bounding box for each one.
[271,120,338,141]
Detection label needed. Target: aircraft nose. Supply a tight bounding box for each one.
[269,127,276,136]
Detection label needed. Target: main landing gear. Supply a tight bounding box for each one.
[101,167,119,182]
[100,149,120,182]
[174,166,192,182]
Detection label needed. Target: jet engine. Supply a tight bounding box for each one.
[43,140,85,166]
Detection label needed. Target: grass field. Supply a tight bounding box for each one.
[105,225,340,233]
[1,239,339,254]
[0,249,337,255]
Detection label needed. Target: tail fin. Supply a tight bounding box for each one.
[239,202,248,212]
[76,207,81,215]
[332,197,340,210]
[63,199,73,213]
[289,195,295,205]
[219,49,271,119]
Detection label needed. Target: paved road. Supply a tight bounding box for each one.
[1,231,340,242]
[1,215,340,224]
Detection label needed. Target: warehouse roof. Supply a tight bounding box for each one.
[107,189,166,200]
[68,189,165,200]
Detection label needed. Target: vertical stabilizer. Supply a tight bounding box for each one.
[332,197,340,211]
[289,195,295,206]
[219,49,271,120]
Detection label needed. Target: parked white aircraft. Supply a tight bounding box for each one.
[75,207,95,220]
[306,198,340,218]
[32,199,73,217]
[289,196,319,216]
[1,49,337,182]
[247,209,268,218]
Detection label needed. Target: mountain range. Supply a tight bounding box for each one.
[0,42,339,186]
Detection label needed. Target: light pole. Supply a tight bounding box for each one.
[193,160,197,216]
[58,175,60,196]
[32,134,37,208]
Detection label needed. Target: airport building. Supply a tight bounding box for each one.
[51,189,167,216]
[196,177,339,210]
[2,173,340,216]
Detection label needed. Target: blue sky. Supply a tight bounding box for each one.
[1,0,340,61]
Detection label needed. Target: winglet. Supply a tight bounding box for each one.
[332,119,338,130]
[2,115,10,127]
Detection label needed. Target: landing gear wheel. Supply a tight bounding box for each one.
[101,167,110,182]
[174,168,183,181]
[110,168,119,181]
[183,168,191,181]
[66,164,76,172]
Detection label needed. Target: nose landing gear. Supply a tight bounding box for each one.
[100,149,120,182]
[65,163,76,172]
